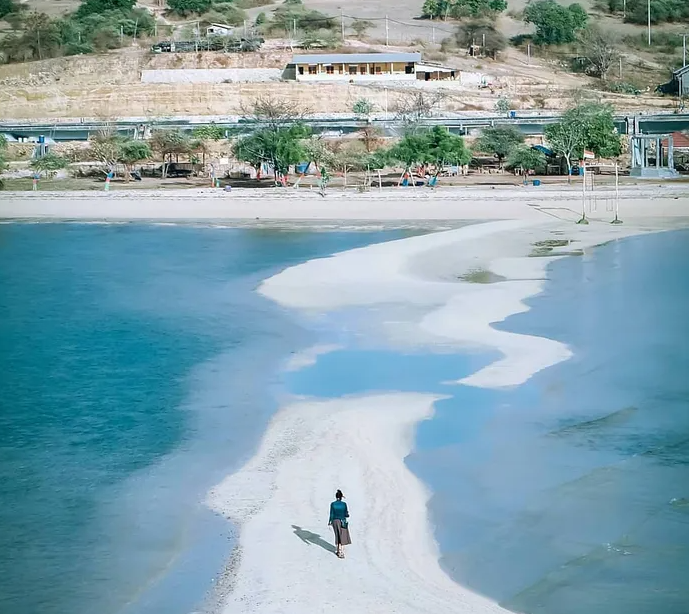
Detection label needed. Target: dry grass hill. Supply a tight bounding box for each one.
[0,0,683,119]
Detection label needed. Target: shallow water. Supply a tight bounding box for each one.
[287,229,689,614]
[0,223,411,614]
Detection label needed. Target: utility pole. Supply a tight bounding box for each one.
[120,25,124,47]
[385,15,389,46]
[293,18,297,39]
[340,8,345,42]
[432,26,435,44]
[623,0,626,18]
[611,163,623,224]
[619,55,622,79]
[647,0,651,45]
[684,34,687,66]
[527,43,531,65]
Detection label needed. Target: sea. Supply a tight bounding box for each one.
[0,223,413,614]
[286,228,689,614]
[2,222,688,614]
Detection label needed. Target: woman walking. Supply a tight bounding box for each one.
[328,489,351,559]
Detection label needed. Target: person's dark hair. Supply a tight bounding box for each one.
[335,489,344,500]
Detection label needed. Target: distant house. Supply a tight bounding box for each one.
[206,23,235,37]
[662,131,689,150]
[286,52,452,83]
[288,52,420,81]
[657,65,689,97]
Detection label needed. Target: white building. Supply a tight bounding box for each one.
[289,52,423,82]
[206,23,235,37]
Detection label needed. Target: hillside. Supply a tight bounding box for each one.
[0,0,685,119]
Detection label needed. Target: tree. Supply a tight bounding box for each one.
[0,134,8,176]
[455,20,507,58]
[544,120,584,180]
[0,0,20,19]
[234,125,310,181]
[580,26,619,80]
[351,19,374,38]
[421,0,508,19]
[30,152,68,177]
[360,126,383,153]
[88,131,123,174]
[269,3,336,34]
[506,146,546,173]
[564,102,621,157]
[22,11,60,60]
[494,96,511,115]
[117,140,151,181]
[524,0,588,45]
[475,126,524,165]
[394,91,447,128]
[255,11,266,25]
[76,0,135,18]
[352,98,375,116]
[387,126,471,177]
[425,125,472,168]
[617,0,689,25]
[192,124,226,141]
[242,95,310,131]
[150,129,194,178]
[166,0,211,16]
[234,96,313,183]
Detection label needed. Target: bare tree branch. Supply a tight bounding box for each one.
[581,26,620,81]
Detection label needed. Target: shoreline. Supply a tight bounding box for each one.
[206,210,689,613]
[2,186,689,224]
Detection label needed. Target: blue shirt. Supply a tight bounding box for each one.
[329,500,349,523]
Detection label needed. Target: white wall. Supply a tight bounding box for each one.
[459,71,494,86]
[295,73,416,83]
[141,69,282,84]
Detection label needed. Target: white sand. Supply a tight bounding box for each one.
[207,203,689,614]
[283,344,343,372]
[207,393,510,614]
[2,185,689,222]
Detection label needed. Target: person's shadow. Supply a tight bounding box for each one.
[292,525,337,554]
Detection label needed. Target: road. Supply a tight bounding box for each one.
[1,112,687,142]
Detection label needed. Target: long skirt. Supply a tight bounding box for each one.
[332,519,352,546]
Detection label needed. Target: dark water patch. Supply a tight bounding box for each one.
[459,268,507,284]
[549,406,639,437]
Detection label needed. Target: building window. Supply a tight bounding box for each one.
[338,64,344,74]
[298,66,304,75]
[375,65,382,74]
[308,66,317,75]
[405,64,414,74]
[349,65,357,75]
[326,65,334,74]
[361,65,368,74]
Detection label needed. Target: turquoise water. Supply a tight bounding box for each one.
[287,229,689,614]
[0,223,411,614]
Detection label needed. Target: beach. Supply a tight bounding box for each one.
[204,189,688,613]
[2,184,689,223]
[3,187,689,614]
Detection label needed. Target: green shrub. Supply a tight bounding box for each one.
[168,0,212,16]
[524,0,588,45]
